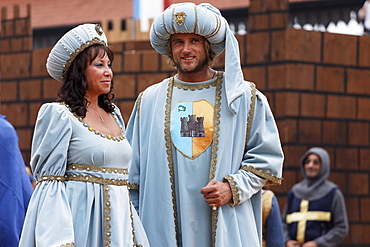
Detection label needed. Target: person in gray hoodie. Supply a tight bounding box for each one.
[282,147,348,247]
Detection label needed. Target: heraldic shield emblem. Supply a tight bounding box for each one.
[171,100,214,159]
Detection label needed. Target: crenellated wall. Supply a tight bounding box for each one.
[1,1,369,245]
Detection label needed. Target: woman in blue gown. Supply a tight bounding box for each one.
[19,24,149,247]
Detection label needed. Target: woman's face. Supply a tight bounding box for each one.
[304,153,321,179]
[84,50,113,99]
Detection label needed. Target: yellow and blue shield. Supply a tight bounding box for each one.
[171,100,213,159]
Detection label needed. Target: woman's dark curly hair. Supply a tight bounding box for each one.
[57,44,115,118]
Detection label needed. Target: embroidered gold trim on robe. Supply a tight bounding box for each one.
[60,243,75,247]
[240,165,283,185]
[163,72,223,247]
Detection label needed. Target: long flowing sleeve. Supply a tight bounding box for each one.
[127,96,141,212]
[225,89,284,206]
[19,103,75,247]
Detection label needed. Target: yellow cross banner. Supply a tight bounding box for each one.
[286,199,331,243]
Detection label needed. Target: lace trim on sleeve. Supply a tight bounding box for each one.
[240,165,283,185]
[224,175,240,206]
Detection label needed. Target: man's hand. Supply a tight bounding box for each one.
[286,240,301,247]
[302,241,318,247]
[200,180,232,208]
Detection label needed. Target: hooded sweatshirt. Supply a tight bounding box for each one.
[282,147,349,247]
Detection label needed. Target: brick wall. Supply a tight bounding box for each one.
[0,1,369,246]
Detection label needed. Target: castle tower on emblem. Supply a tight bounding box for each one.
[180,115,205,137]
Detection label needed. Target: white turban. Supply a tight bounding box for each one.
[150,3,246,115]
[150,2,226,57]
[46,23,108,82]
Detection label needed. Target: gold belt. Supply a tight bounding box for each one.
[37,164,128,186]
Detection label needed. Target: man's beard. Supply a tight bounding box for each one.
[175,57,209,74]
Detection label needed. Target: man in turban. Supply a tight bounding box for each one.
[127,3,284,246]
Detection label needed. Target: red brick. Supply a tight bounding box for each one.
[249,0,288,13]
[0,39,10,53]
[17,128,32,150]
[242,66,267,91]
[286,28,321,63]
[348,122,369,146]
[268,64,287,89]
[277,169,300,194]
[347,68,370,95]
[359,148,370,171]
[344,197,359,221]
[361,198,370,222]
[300,93,325,118]
[11,37,23,52]
[137,73,168,94]
[271,31,286,62]
[4,19,14,37]
[160,55,175,72]
[276,119,297,143]
[29,102,43,125]
[298,119,322,143]
[323,32,357,66]
[0,81,18,101]
[358,34,370,67]
[329,172,347,194]
[349,224,370,244]
[19,80,41,100]
[316,66,345,93]
[123,51,141,72]
[249,0,265,14]
[270,12,288,29]
[358,97,370,120]
[15,18,30,36]
[15,52,32,78]
[113,74,136,99]
[31,48,49,77]
[246,32,270,64]
[322,120,347,145]
[327,95,356,119]
[335,148,358,170]
[110,42,124,53]
[282,145,308,169]
[116,101,135,123]
[213,50,225,68]
[0,54,16,79]
[142,51,159,72]
[0,103,28,126]
[112,53,122,74]
[23,36,32,51]
[42,78,61,99]
[249,13,269,31]
[124,40,152,51]
[22,152,30,166]
[274,92,299,117]
[348,173,369,195]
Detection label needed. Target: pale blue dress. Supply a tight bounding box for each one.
[19,102,149,247]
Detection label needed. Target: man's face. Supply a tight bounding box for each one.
[304,153,321,179]
[170,33,208,74]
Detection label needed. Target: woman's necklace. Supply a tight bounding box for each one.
[89,107,105,123]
